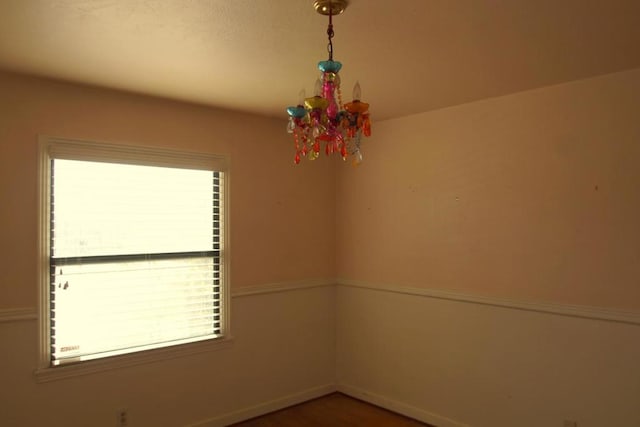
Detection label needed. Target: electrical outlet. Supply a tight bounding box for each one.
[563,420,577,427]
[117,408,128,427]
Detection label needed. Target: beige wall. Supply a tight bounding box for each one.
[337,68,640,310]
[0,71,336,426]
[336,68,640,426]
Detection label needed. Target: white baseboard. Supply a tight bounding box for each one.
[337,383,469,427]
[188,383,337,427]
[189,382,468,427]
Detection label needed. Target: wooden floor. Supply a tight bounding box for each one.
[229,393,431,427]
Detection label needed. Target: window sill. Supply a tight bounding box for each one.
[34,335,234,383]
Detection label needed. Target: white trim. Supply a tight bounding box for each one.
[40,135,229,172]
[34,336,234,383]
[0,307,37,322]
[337,279,640,326]
[36,135,233,380]
[231,279,335,298]
[37,136,51,374]
[188,384,337,427]
[337,383,469,427]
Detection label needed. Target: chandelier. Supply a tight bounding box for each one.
[286,0,371,166]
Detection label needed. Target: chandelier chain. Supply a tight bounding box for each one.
[326,4,334,61]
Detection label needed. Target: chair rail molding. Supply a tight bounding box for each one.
[0,307,37,323]
[337,279,640,326]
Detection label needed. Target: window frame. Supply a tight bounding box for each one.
[36,136,232,382]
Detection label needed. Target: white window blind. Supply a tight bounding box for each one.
[46,143,226,366]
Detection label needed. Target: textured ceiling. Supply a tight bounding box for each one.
[1,0,639,120]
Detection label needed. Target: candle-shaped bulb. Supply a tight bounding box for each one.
[352,81,362,101]
[297,89,306,105]
[314,78,322,97]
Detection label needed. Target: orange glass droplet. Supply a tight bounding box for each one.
[364,118,372,137]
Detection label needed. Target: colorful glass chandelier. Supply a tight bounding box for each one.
[286,0,371,166]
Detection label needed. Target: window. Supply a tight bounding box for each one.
[38,137,229,373]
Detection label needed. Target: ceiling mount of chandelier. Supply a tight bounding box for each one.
[313,0,347,15]
[286,0,372,166]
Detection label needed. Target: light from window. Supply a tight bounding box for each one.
[41,140,227,367]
